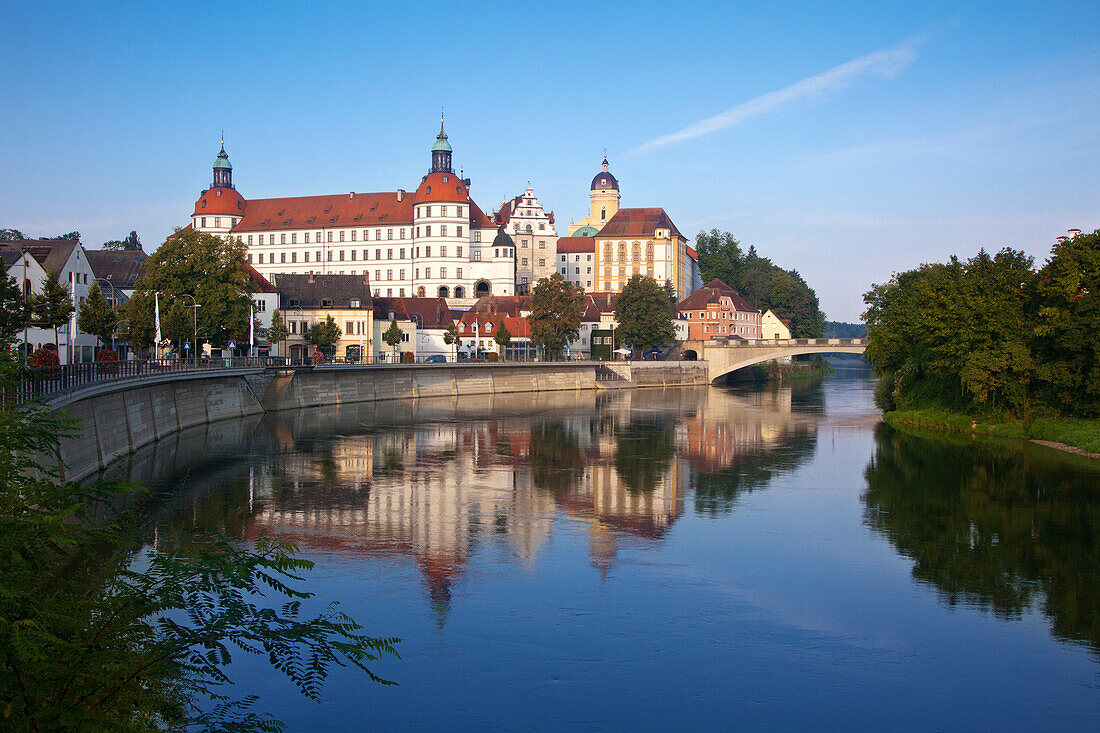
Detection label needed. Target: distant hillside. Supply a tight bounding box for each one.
[824,321,866,338]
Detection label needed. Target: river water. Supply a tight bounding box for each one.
[131,363,1100,730]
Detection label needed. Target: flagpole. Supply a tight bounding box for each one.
[154,292,162,359]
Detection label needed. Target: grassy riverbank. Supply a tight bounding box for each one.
[747,358,835,383]
[884,407,1100,456]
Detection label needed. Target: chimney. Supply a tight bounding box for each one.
[350,191,355,199]
[308,272,314,284]
[397,189,405,202]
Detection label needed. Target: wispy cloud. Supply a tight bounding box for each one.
[628,35,927,156]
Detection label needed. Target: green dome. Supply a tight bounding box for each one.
[573,225,598,237]
[431,129,452,153]
[213,145,232,170]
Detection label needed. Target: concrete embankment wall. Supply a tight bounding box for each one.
[52,361,706,482]
[52,371,264,483]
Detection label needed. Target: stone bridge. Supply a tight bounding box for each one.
[678,338,868,382]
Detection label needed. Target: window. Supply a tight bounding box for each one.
[339,231,345,242]
[247,235,253,245]
[351,230,357,241]
[291,252,297,263]
[399,288,405,297]
[441,206,448,216]
[351,250,356,260]
[304,232,310,243]
[399,269,405,279]
[441,225,448,236]
[522,258,528,266]
[375,270,381,281]
[363,230,368,240]
[327,231,333,242]
[425,246,431,257]
[539,222,545,231]
[426,206,432,217]
[316,250,321,262]
[474,231,481,242]
[457,226,463,237]
[441,246,447,257]
[387,249,393,259]
[562,268,567,275]
[327,251,333,261]
[375,249,381,260]
[400,228,405,239]
[561,255,566,262]
[345,321,354,335]
[201,217,207,227]
[425,267,431,278]
[321,298,333,308]
[456,267,462,279]
[473,250,481,261]
[289,321,297,334]
[258,253,264,264]
[426,225,431,237]
[247,254,253,263]
[538,259,545,267]
[292,233,298,244]
[399,248,405,259]
[363,249,368,260]
[457,246,463,256]
[375,229,382,240]
[387,269,393,280]
[215,217,221,228]
[387,229,393,240]
[316,231,321,241]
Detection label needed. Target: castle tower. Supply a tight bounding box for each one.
[568,154,620,235]
[430,117,453,174]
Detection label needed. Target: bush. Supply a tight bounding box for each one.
[29,347,59,370]
[96,348,120,375]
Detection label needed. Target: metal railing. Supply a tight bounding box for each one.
[10,357,278,404]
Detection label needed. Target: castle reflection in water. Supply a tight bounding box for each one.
[148,385,818,619]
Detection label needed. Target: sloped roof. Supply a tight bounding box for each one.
[467,198,496,229]
[374,297,453,329]
[86,250,148,288]
[0,244,30,270]
[11,239,78,275]
[457,312,531,338]
[686,246,698,261]
[233,192,415,233]
[677,279,757,313]
[557,236,595,254]
[596,208,683,240]
[467,295,531,317]
[245,264,278,294]
[272,273,372,309]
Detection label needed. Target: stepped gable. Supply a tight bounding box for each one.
[597,208,683,239]
[86,250,148,288]
[233,192,415,233]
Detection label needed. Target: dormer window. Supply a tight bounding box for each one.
[321,298,333,308]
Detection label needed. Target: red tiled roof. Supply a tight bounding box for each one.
[232,191,414,233]
[557,236,595,254]
[595,208,683,240]
[415,172,470,203]
[246,264,278,293]
[457,312,531,338]
[468,198,495,229]
[467,295,531,316]
[376,297,453,329]
[686,246,698,260]
[194,186,246,217]
[677,279,757,313]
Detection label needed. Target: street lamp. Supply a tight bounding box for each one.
[177,294,200,360]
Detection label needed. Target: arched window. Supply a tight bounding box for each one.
[526,224,533,234]
[646,243,654,261]
[417,287,425,297]
[618,243,626,262]
[454,286,465,298]
[632,243,640,262]
[438,286,450,298]
[603,244,612,261]
[601,207,606,220]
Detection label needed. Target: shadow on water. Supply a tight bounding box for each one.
[864,422,1100,657]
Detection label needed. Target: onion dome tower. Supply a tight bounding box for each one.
[212,139,234,189]
[430,116,453,174]
[588,153,620,226]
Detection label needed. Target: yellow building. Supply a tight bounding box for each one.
[272,273,375,362]
[567,155,621,236]
[761,309,792,339]
[593,208,691,297]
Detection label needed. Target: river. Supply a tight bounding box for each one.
[128,363,1100,730]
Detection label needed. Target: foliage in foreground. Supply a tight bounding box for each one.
[0,344,398,731]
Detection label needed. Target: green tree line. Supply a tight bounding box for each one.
[694,230,826,338]
[863,230,1100,417]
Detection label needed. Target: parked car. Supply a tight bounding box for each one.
[425,354,447,363]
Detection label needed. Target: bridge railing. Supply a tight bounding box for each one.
[8,357,279,405]
[707,338,867,348]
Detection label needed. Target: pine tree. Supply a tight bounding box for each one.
[267,308,290,357]
[383,318,404,360]
[32,271,74,354]
[77,281,118,349]
[493,320,512,359]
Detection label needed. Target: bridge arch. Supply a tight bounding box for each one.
[686,339,868,382]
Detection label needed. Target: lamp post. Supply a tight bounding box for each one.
[20,249,29,367]
[177,294,200,360]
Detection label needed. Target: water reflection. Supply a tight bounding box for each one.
[151,386,820,619]
[864,423,1100,656]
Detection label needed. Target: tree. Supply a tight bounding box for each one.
[0,274,30,340]
[120,290,156,352]
[0,342,398,730]
[32,271,74,353]
[694,230,826,338]
[268,308,290,357]
[383,318,404,359]
[442,321,459,361]
[128,228,254,351]
[306,315,341,355]
[615,275,676,357]
[493,319,512,358]
[0,228,26,241]
[101,230,142,252]
[529,273,585,359]
[77,281,118,349]
[1033,230,1100,415]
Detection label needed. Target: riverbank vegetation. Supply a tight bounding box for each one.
[863,230,1100,454]
[0,339,397,730]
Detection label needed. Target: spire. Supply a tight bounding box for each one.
[430,116,453,173]
[602,150,609,172]
[212,137,233,189]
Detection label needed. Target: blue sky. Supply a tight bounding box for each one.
[3,1,1098,320]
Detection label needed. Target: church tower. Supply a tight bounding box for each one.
[212,139,234,189]
[568,154,620,235]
